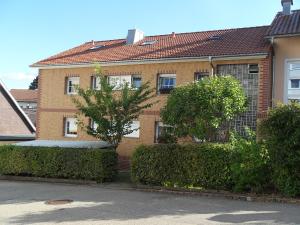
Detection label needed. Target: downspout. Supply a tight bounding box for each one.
[270,37,275,107]
[209,56,214,75]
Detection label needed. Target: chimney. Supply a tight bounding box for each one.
[126,29,144,45]
[282,0,293,15]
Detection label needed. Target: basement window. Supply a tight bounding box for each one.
[64,118,78,138]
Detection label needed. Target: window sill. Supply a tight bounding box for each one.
[64,134,78,138]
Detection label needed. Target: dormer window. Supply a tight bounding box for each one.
[140,40,157,46]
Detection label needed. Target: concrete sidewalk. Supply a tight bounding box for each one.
[0,180,299,225]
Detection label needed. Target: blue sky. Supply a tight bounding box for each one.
[0,0,299,89]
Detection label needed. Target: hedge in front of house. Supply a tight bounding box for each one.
[0,145,117,182]
[131,144,233,190]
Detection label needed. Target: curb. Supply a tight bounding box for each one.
[1,175,299,205]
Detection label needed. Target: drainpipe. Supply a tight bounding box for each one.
[270,37,275,107]
[209,56,214,75]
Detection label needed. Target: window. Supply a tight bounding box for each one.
[155,122,173,143]
[91,76,101,90]
[132,76,142,89]
[90,119,98,131]
[248,64,259,74]
[140,40,157,46]
[194,72,209,81]
[290,79,300,89]
[108,75,132,90]
[64,118,78,137]
[158,74,176,94]
[124,121,140,138]
[66,77,79,95]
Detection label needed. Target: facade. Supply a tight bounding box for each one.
[0,81,36,144]
[31,0,297,157]
[10,89,38,125]
[265,1,300,104]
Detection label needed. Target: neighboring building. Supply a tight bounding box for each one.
[266,0,300,104]
[0,80,36,144]
[10,89,38,125]
[31,0,298,157]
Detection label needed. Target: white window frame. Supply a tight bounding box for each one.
[284,59,300,103]
[124,121,140,138]
[64,118,78,138]
[155,121,173,143]
[132,75,142,89]
[108,75,132,90]
[158,74,176,94]
[67,77,80,95]
[91,75,101,90]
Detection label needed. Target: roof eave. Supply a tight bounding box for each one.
[266,33,300,39]
[31,53,269,69]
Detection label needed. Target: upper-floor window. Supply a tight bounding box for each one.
[290,79,300,89]
[194,72,209,81]
[287,61,300,102]
[91,76,101,90]
[108,75,132,90]
[158,74,176,94]
[132,76,142,89]
[66,77,80,95]
[64,117,78,137]
[248,64,259,74]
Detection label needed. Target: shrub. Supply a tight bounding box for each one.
[260,103,300,196]
[160,76,247,141]
[230,129,271,193]
[0,145,118,182]
[131,144,233,190]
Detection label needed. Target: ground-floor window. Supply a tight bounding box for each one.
[64,117,78,137]
[286,61,300,102]
[155,121,173,143]
[124,121,140,138]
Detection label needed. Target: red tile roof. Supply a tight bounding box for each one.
[10,89,38,102]
[32,26,271,67]
[266,10,300,37]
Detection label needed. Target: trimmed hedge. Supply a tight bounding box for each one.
[0,145,117,182]
[131,144,233,190]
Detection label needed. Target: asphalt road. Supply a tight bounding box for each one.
[0,181,299,225]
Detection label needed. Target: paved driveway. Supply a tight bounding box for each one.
[0,181,299,225]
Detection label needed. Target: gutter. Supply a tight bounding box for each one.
[31,53,269,69]
[0,135,36,141]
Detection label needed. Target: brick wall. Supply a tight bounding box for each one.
[37,58,272,156]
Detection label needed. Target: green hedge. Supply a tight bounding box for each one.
[131,144,233,190]
[0,145,118,182]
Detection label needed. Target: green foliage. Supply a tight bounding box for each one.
[161,76,247,141]
[229,129,271,193]
[260,103,300,196]
[29,76,38,90]
[131,143,233,190]
[72,66,157,148]
[0,145,117,182]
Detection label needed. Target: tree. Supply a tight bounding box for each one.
[72,67,157,149]
[29,76,39,90]
[160,76,247,142]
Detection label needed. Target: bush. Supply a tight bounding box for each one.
[260,103,300,197]
[230,129,271,193]
[0,145,118,182]
[160,76,247,141]
[131,144,233,190]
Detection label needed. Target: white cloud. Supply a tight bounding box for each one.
[0,72,35,81]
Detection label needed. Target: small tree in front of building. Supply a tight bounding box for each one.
[72,67,157,149]
[160,76,247,142]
